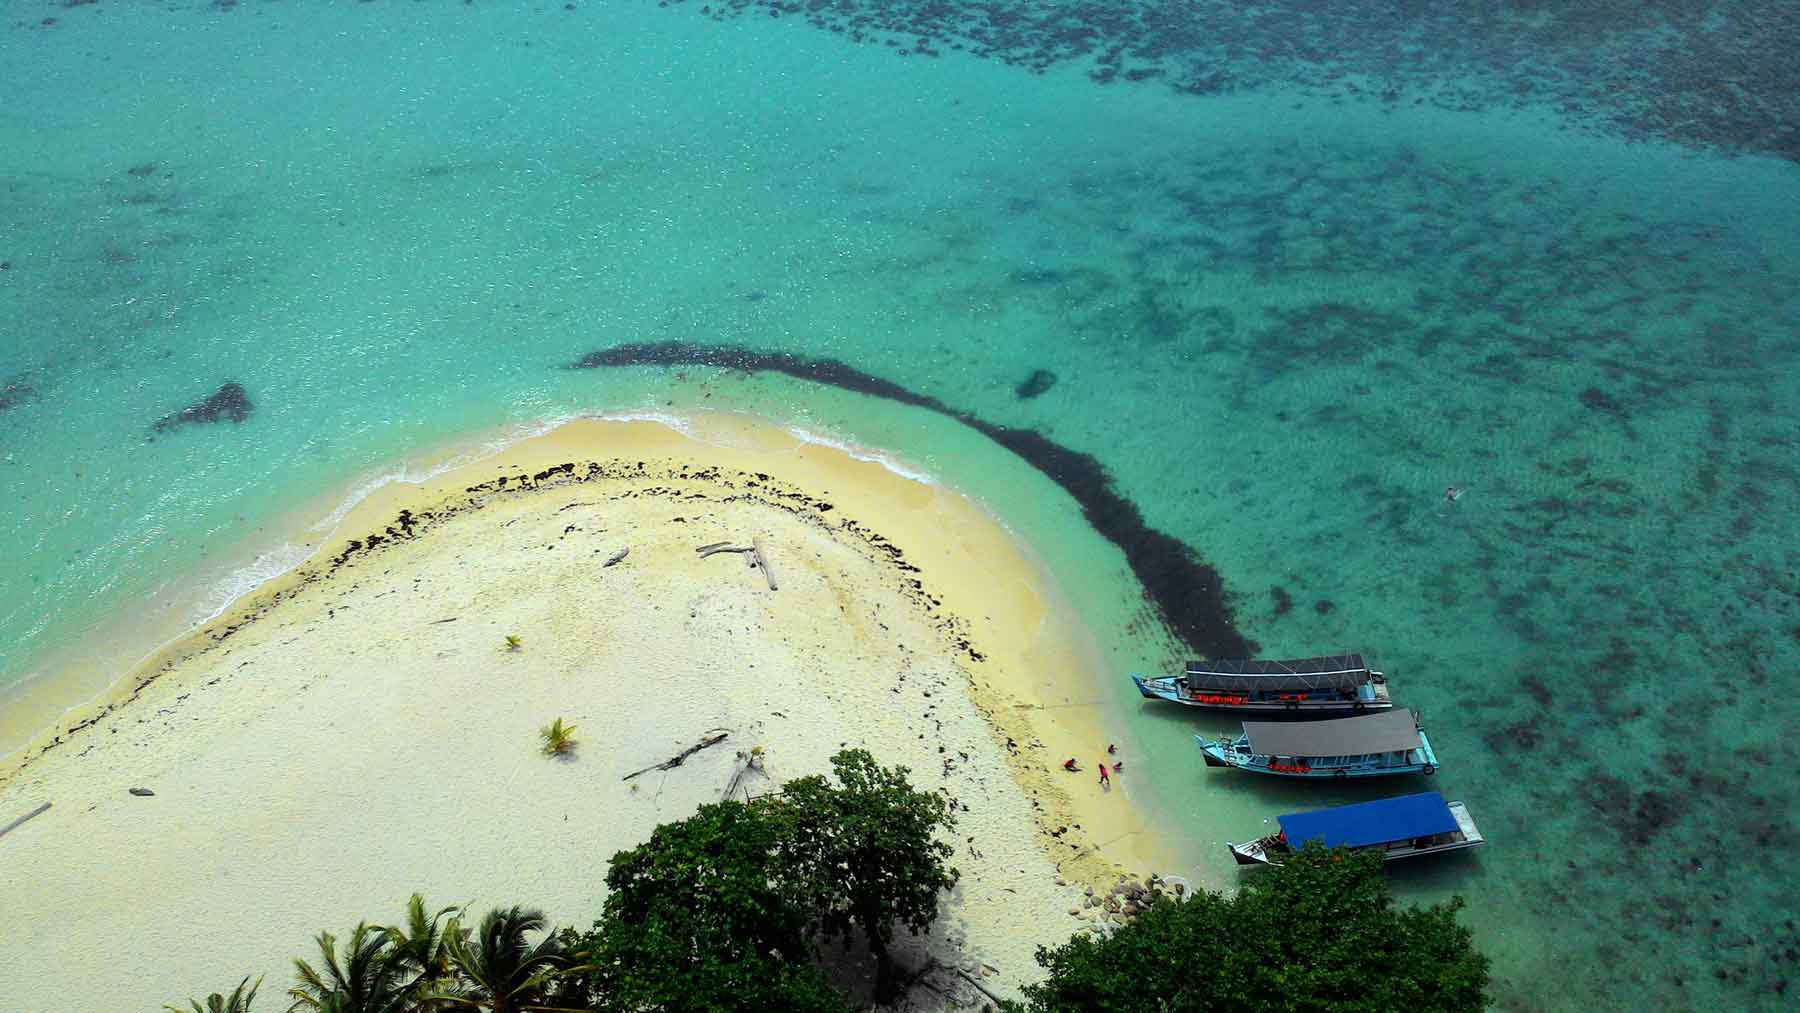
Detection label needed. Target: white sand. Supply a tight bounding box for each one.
[0,415,1171,1011]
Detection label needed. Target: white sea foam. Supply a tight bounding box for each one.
[188,542,316,627]
[784,425,937,485]
[302,410,691,536]
[587,409,696,434]
[187,411,881,638]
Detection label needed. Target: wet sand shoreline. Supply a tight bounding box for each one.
[0,414,1180,1008]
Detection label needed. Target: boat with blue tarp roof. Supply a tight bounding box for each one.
[1228,791,1484,866]
[1199,709,1438,779]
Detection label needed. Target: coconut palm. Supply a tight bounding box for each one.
[165,975,261,1013]
[382,893,463,999]
[430,906,573,1013]
[286,923,409,1013]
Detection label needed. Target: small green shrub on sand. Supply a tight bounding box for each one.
[540,718,577,757]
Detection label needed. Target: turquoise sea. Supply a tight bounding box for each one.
[3,2,1797,1009]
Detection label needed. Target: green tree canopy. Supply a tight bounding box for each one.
[768,749,960,1003]
[581,797,846,1012]
[1015,844,1490,1013]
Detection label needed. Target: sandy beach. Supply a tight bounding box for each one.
[0,414,1176,1010]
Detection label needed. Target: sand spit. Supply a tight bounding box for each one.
[0,415,1170,1010]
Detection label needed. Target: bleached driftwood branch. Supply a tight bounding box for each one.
[621,731,730,782]
[0,802,51,841]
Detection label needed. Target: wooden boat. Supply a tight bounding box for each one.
[1228,791,1484,866]
[1198,710,1437,779]
[1131,654,1391,713]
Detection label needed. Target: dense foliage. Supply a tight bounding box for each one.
[169,750,957,1013]
[170,754,1488,1012]
[768,749,960,1001]
[1012,844,1490,1012]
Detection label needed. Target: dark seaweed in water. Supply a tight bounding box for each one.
[0,376,33,413]
[571,342,1256,660]
[1270,585,1293,616]
[1015,368,1058,399]
[151,382,253,436]
[1579,386,1622,412]
[665,0,1800,163]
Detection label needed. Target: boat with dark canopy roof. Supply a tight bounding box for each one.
[1198,709,1437,778]
[1228,791,1485,866]
[1131,653,1392,713]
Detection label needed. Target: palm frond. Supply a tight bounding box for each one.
[438,905,570,1010]
[164,974,262,1013]
[284,923,406,1013]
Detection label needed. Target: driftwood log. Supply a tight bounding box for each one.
[695,541,776,590]
[751,538,777,590]
[621,731,730,782]
[0,802,51,840]
[603,546,629,567]
[955,968,1006,1006]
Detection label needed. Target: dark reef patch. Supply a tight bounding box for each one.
[572,341,1256,659]
[667,0,1800,162]
[1014,368,1058,399]
[150,382,253,436]
[1579,386,1622,413]
[0,375,34,413]
[1269,585,1292,616]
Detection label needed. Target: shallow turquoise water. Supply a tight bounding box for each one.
[2,3,1797,1009]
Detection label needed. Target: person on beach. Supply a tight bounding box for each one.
[1063,758,1080,772]
[1098,762,1111,787]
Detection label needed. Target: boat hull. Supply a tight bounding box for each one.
[1229,801,1485,867]
[1132,674,1392,714]
[1196,733,1438,779]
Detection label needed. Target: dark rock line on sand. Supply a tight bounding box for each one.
[570,342,1256,660]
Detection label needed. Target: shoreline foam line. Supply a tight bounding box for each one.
[0,408,711,762]
[571,342,1258,660]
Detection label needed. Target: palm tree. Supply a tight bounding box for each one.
[382,894,462,999]
[165,975,261,1013]
[430,906,575,1013]
[286,923,409,1013]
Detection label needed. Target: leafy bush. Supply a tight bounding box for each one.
[1013,844,1490,1012]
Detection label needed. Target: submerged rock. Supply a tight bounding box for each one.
[1014,368,1058,399]
[151,382,253,436]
